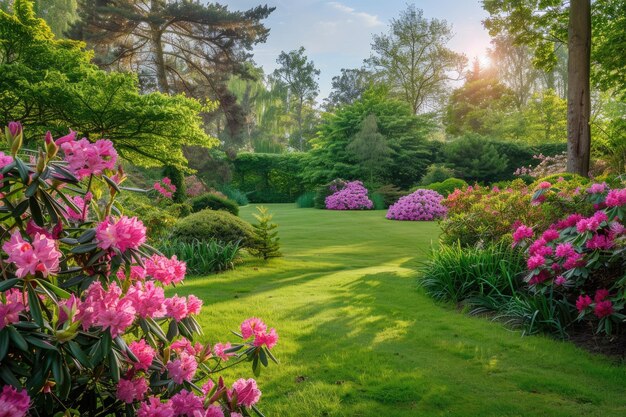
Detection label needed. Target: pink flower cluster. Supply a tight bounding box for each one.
[386,189,447,221]
[154,177,177,199]
[60,194,91,222]
[59,133,118,179]
[96,216,146,253]
[0,385,30,417]
[0,289,27,330]
[325,180,373,210]
[576,289,614,318]
[240,317,279,349]
[2,231,61,278]
[144,254,186,285]
[0,151,14,169]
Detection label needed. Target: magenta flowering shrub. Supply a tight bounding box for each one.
[0,123,279,416]
[514,182,626,334]
[154,177,177,199]
[325,180,373,210]
[386,189,447,221]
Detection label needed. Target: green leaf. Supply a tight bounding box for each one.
[68,341,91,368]
[27,284,44,327]
[109,350,120,383]
[70,243,99,254]
[15,158,30,183]
[0,364,21,387]
[7,327,28,352]
[0,329,9,361]
[0,278,19,292]
[77,228,96,244]
[259,347,269,367]
[38,279,71,299]
[24,335,57,351]
[166,320,179,341]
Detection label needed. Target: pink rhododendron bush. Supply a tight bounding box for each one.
[386,189,446,221]
[325,180,373,210]
[514,181,626,335]
[0,123,279,416]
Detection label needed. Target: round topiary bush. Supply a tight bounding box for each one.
[325,180,373,210]
[171,209,256,247]
[424,178,468,197]
[189,192,239,215]
[386,189,447,221]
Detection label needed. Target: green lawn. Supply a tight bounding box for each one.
[172,204,626,416]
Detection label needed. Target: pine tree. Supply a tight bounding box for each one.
[250,206,281,260]
[347,114,392,184]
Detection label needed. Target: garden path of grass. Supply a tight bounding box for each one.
[171,204,626,417]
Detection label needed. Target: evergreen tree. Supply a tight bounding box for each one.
[249,206,281,260]
[347,114,391,184]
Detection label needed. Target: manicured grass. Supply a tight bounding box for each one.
[170,204,626,416]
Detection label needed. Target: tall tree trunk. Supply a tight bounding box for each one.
[566,0,591,177]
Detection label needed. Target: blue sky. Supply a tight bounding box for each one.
[224,0,493,99]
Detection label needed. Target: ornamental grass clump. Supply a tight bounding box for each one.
[386,189,446,221]
[325,180,373,210]
[0,122,279,416]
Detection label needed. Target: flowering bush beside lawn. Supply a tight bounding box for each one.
[325,180,373,210]
[0,123,278,416]
[386,189,446,221]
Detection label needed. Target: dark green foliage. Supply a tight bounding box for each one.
[159,239,241,274]
[171,209,255,247]
[369,193,386,210]
[220,186,249,206]
[346,114,391,183]
[305,88,436,189]
[295,192,315,208]
[189,193,239,216]
[443,134,509,183]
[231,152,307,203]
[167,203,193,218]
[420,164,454,185]
[249,206,281,260]
[373,184,405,207]
[424,178,468,197]
[314,179,346,209]
[163,166,186,203]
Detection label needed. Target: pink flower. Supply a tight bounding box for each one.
[186,295,202,315]
[253,328,278,350]
[576,295,592,312]
[240,317,267,340]
[528,270,549,285]
[3,231,61,278]
[127,281,165,318]
[170,390,204,416]
[563,252,584,269]
[116,265,147,281]
[77,282,135,337]
[164,296,188,321]
[145,255,186,285]
[154,178,177,199]
[386,189,447,221]
[213,342,235,361]
[60,137,118,179]
[7,121,22,138]
[555,243,575,258]
[587,183,607,194]
[556,214,583,230]
[128,339,156,371]
[554,276,567,286]
[60,195,89,221]
[0,151,14,169]
[594,289,610,303]
[538,181,551,189]
[0,385,30,417]
[586,234,613,250]
[594,300,614,318]
[605,189,626,207]
[116,377,148,404]
[0,289,27,330]
[166,353,197,384]
[512,225,533,243]
[96,216,146,252]
[325,181,374,211]
[527,255,545,270]
[231,378,261,407]
[541,229,560,242]
[98,297,136,338]
[205,406,225,417]
[528,238,547,256]
[137,397,174,417]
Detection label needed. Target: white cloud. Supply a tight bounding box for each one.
[327,1,384,27]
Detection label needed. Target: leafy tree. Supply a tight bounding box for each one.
[0,0,77,37]
[443,134,509,183]
[445,60,516,136]
[272,47,320,150]
[366,4,466,114]
[347,114,392,183]
[0,0,216,168]
[305,87,436,188]
[523,89,567,143]
[249,206,281,260]
[324,68,369,110]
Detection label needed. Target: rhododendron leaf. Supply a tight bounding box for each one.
[77,229,96,244]
[70,243,99,254]
[0,160,16,175]
[24,335,57,351]
[15,158,30,183]
[0,329,8,361]
[39,194,60,225]
[119,186,147,193]
[50,165,79,184]
[0,278,19,291]
[27,284,44,327]
[7,327,27,352]
[59,238,80,245]
[14,199,30,218]
[38,279,71,299]
[68,341,91,368]
[252,355,261,377]
[166,320,179,341]
[108,350,120,383]
[85,250,107,267]
[29,197,45,226]
[0,363,21,387]
[251,405,267,417]
[224,344,244,354]
[25,178,40,198]
[102,175,121,193]
[259,348,269,367]
[145,317,168,343]
[265,348,279,365]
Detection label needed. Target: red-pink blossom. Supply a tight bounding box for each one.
[137,397,174,417]
[170,390,204,416]
[563,252,584,269]
[585,234,613,250]
[528,270,549,285]
[61,137,117,179]
[205,406,225,417]
[166,353,197,384]
[145,255,186,285]
[128,339,156,371]
[0,289,27,330]
[512,225,533,243]
[77,282,136,337]
[528,238,547,256]
[555,243,575,258]
[594,300,614,318]
[213,342,235,361]
[541,229,560,242]
[0,151,14,169]
[0,384,30,417]
[538,181,551,189]
[576,295,592,312]
[96,216,146,253]
[2,231,61,278]
[587,183,608,194]
[240,317,267,339]
[605,189,626,207]
[594,289,610,303]
[116,377,148,404]
[231,378,261,407]
[60,195,89,221]
[164,296,188,321]
[253,328,279,350]
[126,281,165,318]
[116,265,147,281]
[554,276,567,286]
[526,255,545,270]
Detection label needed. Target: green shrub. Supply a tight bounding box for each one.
[370,192,387,210]
[314,179,346,209]
[424,178,468,197]
[374,184,406,207]
[220,186,249,206]
[167,202,193,218]
[421,164,454,185]
[295,191,315,208]
[159,238,242,274]
[419,242,525,304]
[171,209,256,247]
[530,173,589,189]
[189,192,239,215]
[124,202,176,240]
[248,206,281,260]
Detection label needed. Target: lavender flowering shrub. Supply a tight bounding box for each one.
[386,189,447,221]
[325,181,373,210]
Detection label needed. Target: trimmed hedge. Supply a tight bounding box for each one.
[189,193,239,215]
[424,178,468,197]
[170,209,256,247]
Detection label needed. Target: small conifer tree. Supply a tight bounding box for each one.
[250,206,281,259]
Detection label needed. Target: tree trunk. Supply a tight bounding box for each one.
[150,0,168,93]
[566,0,591,177]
